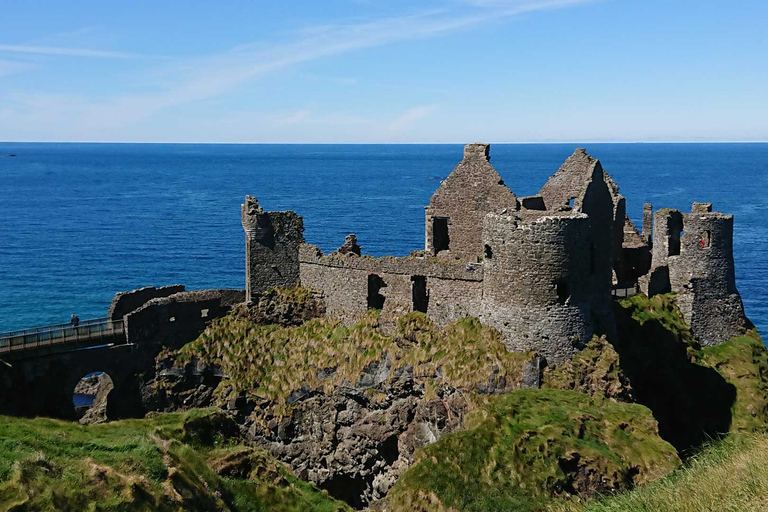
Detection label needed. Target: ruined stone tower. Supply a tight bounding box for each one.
[649,202,746,346]
[425,143,518,261]
[480,211,597,364]
[241,195,305,303]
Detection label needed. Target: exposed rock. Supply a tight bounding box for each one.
[243,380,468,508]
[77,373,114,425]
[232,286,325,327]
[542,335,633,402]
[140,350,223,413]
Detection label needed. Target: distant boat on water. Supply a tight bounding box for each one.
[4,154,16,157]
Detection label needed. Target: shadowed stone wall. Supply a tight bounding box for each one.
[108,285,185,321]
[125,289,244,349]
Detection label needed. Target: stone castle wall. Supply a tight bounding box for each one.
[125,289,244,350]
[107,285,185,321]
[242,196,305,302]
[299,245,484,325]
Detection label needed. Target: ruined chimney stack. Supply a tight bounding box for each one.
[642,203,653,242]
[463,143,490,162]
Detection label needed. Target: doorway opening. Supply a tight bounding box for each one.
[411,276,429,313]
[367,274,387,310]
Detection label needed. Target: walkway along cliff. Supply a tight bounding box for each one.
[243,143,748,363]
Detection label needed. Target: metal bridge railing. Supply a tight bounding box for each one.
[0,317,125,355]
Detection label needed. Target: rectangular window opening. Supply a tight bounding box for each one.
[432,217,450,254]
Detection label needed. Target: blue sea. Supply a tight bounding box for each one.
[1,143,766,337]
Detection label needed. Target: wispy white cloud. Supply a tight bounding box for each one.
[0,44,149,59]
[0,0,595,140]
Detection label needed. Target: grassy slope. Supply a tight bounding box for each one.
[178,311,533,415]
[568,433,768,512]
[0,409,349,512]
[385,389,679,512]
[698,331,768,432]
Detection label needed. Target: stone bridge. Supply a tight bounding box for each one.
[0,287,244,420]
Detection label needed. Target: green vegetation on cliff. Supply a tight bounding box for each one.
[566,433,768,512]
[385,388,680,512]
[178,309,533,414]
[698,330,768,432]
[0,409,349,512]
[611,293,768,451]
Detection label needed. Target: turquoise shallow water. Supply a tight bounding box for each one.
[1,143,766,336]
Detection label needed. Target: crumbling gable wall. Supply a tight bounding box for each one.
[299,244,484,326]
[480,212,596,364]
[538,148,649,286]
[425,143,518,262]
[650,203,746,346]
[241,196,305,303]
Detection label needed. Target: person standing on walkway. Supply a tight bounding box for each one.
[70,314,80,334]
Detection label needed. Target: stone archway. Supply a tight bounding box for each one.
[73,372,115,425]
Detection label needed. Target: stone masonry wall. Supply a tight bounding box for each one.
[107,285,185,320]
[242,196,305,302]
[125,289,244,351]
[425,143,518,262]
[480,212,595,364]
[299,245,484,326]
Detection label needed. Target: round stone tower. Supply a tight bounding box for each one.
[650,202,746,346]
[480,211,596,364]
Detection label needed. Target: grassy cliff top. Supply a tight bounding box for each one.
[0,409,349,512]
[178,310,534,414]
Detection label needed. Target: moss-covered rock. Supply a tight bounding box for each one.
[384,389,679,512]
[233,286,325,327]
[612,293,768,451]
[543,336,633,402]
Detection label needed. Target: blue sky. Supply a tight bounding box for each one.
[1,0,766,143]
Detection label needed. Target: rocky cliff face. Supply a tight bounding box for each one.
[140,295,541,507]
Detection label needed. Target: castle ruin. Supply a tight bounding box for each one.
[242,143,747,363]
